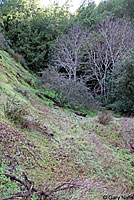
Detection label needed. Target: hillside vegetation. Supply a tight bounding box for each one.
[0,50,134,199]
[0,0,134,199]
[0,0,134,115]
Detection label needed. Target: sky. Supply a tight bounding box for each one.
[39,0,101,12]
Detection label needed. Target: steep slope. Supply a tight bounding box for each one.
[0,50,134,200]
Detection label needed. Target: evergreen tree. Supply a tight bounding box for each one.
[0,0,72,70]
[110,49,134,115]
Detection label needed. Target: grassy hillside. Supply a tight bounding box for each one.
[0,50,134,200]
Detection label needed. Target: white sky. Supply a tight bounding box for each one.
[39,0,101,12]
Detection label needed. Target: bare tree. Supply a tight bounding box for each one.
[50,19,134,104]
[86,18,134,103]
[51,26,88,82]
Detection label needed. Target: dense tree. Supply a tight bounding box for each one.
[109,49,134,115]
[96,0,134,21]
[96,0,124,20]
[75,0,97,29]
[122,0,134,20]
[0,0,72,70]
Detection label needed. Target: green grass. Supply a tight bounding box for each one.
[0,49,134,199]
[0,160,21,199]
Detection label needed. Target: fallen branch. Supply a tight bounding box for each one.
[2,173,78,199]
[74,112,87,117]
[3,192,26,200]
[49,180,77,195]
[35,92,67,108]
[24,182,34,200]
[35,92,59,104]
[23,171,33,184]
[4,173,35,191]
[35,92,44,99]
[53,103,65,108]
[43,94,59,104]
[3,173,48,198]
[37,126,54,137]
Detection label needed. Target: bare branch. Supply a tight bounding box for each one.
[86,18,134,103]
[51,26,88,82]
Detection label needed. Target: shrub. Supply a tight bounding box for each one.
[41,68,95,110]
[122,118,134,145]
[98,111,113,125]
[4,97,27,123]
[7,49,27,69]
[22,115,42,130]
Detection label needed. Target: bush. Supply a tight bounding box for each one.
[122,118,134,151]
[98,111,113,125]
[41,68,95,110]
[4,97,27,123]
[7,49,27,69]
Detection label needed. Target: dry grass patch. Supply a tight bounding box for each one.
[98,111,113,125]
